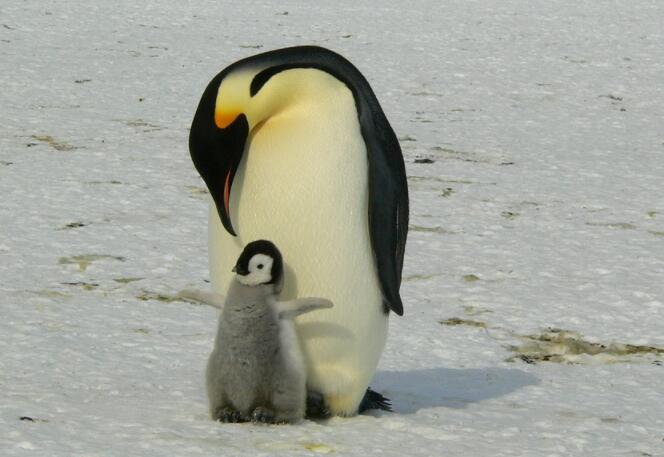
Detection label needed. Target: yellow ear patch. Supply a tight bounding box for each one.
[215,109,241,129]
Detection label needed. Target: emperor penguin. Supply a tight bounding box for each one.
[190,46,409,416]
[206,240,333,423]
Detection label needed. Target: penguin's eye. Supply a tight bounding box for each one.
[257,264,264,270]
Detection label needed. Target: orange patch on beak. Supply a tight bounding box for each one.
[215,110,240,129]
[224,170,232,216]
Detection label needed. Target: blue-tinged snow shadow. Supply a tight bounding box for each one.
[372,367,539,414]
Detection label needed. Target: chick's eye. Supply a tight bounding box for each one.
[257,264,264,270]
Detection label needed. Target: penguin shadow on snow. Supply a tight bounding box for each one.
[372,367,539,414]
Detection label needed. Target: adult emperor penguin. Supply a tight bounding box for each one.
[189,46,408,416]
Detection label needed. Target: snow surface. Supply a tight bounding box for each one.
[1,1,663,456]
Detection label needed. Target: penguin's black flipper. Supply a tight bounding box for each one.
[306,391,330,419]
[358,388,392,413]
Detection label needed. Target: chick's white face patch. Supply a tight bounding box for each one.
[237,253,274,286]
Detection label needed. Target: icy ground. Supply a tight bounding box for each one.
[1,1,663,456]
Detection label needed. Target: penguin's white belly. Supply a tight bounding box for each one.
[209,91,387,414]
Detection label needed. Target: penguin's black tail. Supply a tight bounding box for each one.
[358,388,392,413]
[306,388,393,418]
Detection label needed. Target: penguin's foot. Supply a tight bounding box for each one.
[214,406,245,423]
[251,406,276,424]
[305,391,330,419]
[358,388,392,413]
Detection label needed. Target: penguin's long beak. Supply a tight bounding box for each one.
[189,111,249,237]
[215,108,241,129]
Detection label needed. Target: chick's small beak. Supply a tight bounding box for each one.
[232,264,249,276]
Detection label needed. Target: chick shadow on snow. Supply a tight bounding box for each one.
[371,366,539,414]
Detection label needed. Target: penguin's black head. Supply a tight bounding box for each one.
[233,240,283,286]
[189,46,361,237]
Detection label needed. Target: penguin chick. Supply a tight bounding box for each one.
[206,240,333,424]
